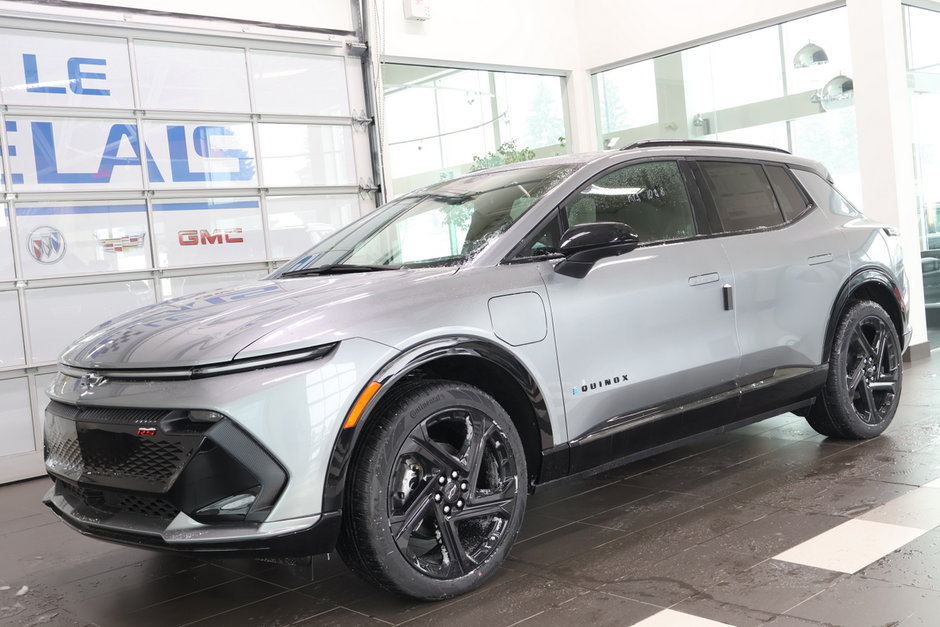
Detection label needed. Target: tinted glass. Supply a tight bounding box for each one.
[700,161,785,231]
[564,161,696,243]
[766,165,808,221]
[792,169,860,217]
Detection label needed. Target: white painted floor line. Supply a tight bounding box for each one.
[859,485,940,530]
[632,609,737,627]
[774,519,926,574]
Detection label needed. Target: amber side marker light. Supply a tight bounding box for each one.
[343,381,382,429]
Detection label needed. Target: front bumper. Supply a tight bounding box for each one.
[44,482,341,555]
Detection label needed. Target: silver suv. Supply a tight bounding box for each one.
[42,140,910,600]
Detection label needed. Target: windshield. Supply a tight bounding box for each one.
[273,163,577,276]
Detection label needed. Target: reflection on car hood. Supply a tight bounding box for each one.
[60,268,456,369]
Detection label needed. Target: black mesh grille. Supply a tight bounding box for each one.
[44,402,205,492]
[60,482,180,522]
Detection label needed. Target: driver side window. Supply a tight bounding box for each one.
[564,160,697,243]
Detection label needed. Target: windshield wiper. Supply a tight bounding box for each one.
[279,264,403,278]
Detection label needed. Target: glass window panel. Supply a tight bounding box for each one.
[595,60,658,134]
[683,27,783,115]
[0,205,13,280]
[267,195,358,259]
[6,117,144,192]
[16,201,150,278]
[250,50,349,116]
[0,29,134,108]
[700,162,785,231]
[26,280,155,363]
[143,120,257,190]
[0,378,34,456]
[0,291,25,368]
[160,270,266,299]
[766,165,808,221]
[152,198,265,268]
[789,106,861,205]
[907,6,940,72]
[782,9,852,96]
[565,161,696,243]
[258,124,356,187]
[134,41,250,112]
[382,64,568,195]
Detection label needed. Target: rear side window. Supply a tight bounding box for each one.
[699,162,785,232]
[766,165,808,221]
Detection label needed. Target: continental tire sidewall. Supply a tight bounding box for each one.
[350,381,527,600]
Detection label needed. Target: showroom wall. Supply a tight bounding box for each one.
[0,0,378,483]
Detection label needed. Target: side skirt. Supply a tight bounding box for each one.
[537,365,827,485]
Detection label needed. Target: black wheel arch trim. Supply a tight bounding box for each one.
[824,267,907,363]
[321,335,554,513]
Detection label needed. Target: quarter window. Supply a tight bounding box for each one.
[564,161,696,244]
[699,162,785,231]
[766,165,808,221]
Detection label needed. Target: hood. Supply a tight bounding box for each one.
[60,268,456,369]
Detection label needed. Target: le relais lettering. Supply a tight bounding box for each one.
[8,53,254,185]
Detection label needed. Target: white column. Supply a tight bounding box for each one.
[847,0,929,357]
[566,69,600,153]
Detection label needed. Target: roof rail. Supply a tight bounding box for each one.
[621,139,791,154]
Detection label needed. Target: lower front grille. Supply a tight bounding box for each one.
[44,401,206,492]
[59,481,181,522]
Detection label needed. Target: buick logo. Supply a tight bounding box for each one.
[80,373,107,392]
[27,226,66,264]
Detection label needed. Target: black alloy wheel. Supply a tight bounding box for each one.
[807,300,902,439]
[338,380,527,600]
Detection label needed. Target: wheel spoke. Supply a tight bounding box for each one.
[434,508,475,575]
[400,421,460,472]
[873,324,887,368]
[860,381,878,421]
[464,419,496,492]
[846,360,865,393]
[869,381,897,393]
[389,479,439,549]
[452,495,514,522]
[852,326,876,359]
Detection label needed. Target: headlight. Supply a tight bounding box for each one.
[59,342,338,381]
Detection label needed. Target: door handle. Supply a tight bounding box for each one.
[808,253,833,266]
[688,272,720,286]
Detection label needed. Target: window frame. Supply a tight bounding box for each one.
[689,158,815,236]
[506,156,710,263]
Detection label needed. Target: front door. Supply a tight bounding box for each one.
[531,160,741,468]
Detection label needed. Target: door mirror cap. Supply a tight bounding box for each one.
[554,222,639,278]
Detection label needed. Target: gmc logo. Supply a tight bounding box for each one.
[178,228,244,246]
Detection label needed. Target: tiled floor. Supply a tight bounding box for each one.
[2,354,939,626]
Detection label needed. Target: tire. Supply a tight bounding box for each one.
[337,380,527,600]
[807,300,903,439]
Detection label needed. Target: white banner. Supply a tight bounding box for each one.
[0,291,25,368]
[152,199,265,267]
[6,117,259,192]
[0,28,134,108]
[16,202,150,278]
[26,280,155,363]
[0,206,13,280]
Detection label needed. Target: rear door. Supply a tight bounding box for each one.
[692,160,849,380]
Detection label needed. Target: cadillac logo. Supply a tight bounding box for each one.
[96,233,146,253]
[27,226,66,264]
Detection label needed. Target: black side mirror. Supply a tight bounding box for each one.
[554,222,639,278]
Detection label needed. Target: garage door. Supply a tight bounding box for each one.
[0,6,379,483]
